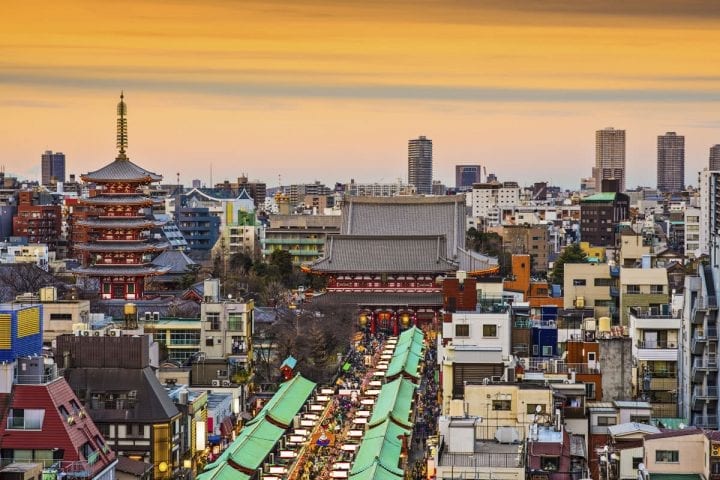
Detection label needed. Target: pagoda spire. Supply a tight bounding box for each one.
[116,91,128,160]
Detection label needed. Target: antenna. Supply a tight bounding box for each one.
[116,91,128,160]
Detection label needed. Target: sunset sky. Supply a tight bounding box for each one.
[2,0,720,189]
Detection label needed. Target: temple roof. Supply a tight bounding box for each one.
[78,195,156,205]
[73,242,169,252]
[310,235,457,273]
[151,249,197,274]
[81,158,162,183]
[341,196,465,259]
[72,265,171,276]
[75,218,165,229]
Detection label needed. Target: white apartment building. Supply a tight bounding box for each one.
[472,182,521,226]
[439,311,512,400]
[686,206,701,257]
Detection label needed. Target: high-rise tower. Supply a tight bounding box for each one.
[595,127,626,192]
[408,136,433,195]
[41,150,66,185]
[710,145,720,171]
[657,132,685,192]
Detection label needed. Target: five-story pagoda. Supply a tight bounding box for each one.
[73,94,169,300]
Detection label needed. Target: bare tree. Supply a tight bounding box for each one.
[0,264,64,302]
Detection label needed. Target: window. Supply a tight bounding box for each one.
[50,313,73,321]
[7,409,45,430]
[626,285,641,294]
[632,457,644,469]
[228,313,244,332]
[656,450,679,463]
[597,416,617,426]
[573,279,586,286]
[527,404,546,414]
[205,338,214,347]
[483,324,497,337]
[492,400,511,411]
[542,346,553,356]
[455,324,470,337]
[650,285,664,294]
[533,345,539,355]
[58,405,70,421]
[584,382,596,399]
[127,283,135,294]
[207,312,221,331]
[594,278,613,287]
[541,456,560,471]
[630,415,650,424]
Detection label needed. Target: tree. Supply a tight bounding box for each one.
[550,243,588,285]
[229,252,254,275]
[268,249,293,285]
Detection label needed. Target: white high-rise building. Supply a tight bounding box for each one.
[595,127,626,192]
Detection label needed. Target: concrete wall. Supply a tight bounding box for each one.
[599,337,632,401]
[644,432,708,475]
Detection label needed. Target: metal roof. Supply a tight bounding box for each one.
[81,158,162,183]
[608,422,660,437]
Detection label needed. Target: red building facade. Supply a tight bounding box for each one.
[72,94,168,300]
[12,191,62,249]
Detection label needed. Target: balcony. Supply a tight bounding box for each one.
[635,341,679,361]
[524,359,600,375]
[692,386,719,410]
[692,357,718,381]
[693,332,708,354]
[694,414,719,429]
[563,406,586,419]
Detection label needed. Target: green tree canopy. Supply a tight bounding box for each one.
[550,243,588,285]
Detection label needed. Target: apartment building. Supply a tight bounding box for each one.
[563,263,617,320]
[471,181,521,227]
[619,268,669,326]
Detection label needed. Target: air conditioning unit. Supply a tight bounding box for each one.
[109,329,121,337]
[712,444,720,457]
[221,380,231,387]
[211,380,220,387]
[144,312,152,322]
[93,331,102,337]
[491,376,502,383]
[152,312,160,322]
[81,330,90,337]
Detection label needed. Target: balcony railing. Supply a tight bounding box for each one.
[694,415,719,428]
[693,386,719,398]
[630,306,678,319]
[563,406,585,419]
[636,341,678,349]
[523,359,600,374]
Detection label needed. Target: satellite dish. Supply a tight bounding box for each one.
[535,405,543,414]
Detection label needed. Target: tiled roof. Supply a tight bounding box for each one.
[82,158,162,183]
[75,218,165,229]
[311,235,457,273]
[73,242,169,252]
[644,427,703,440]
[78,195,155,205]
[311,291,443,307]
[115,456,153,476]
[64,366,179,423]
[341,196,465,258]
[72,265,171,276]
[151,250,197,274]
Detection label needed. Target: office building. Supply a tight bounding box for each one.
[657,132,685,192]
[41,150,65,186]
[710,145,720,171]
[595,127,626,192]
[408,136,433,194]
[580,192,630,247]
[455,164,482,189]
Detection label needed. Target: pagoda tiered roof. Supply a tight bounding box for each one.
[75,218,165,229]
[78,195,157,206]
[81,158,162,183]
[73,265,171,276]
[73,242,170,252]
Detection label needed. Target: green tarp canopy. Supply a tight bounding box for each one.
[368,377,417,428]
[349,419,409,480]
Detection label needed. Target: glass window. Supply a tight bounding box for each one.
[630,415,650,424]
[492,400,511,411]
[541,456,560,471]
[585,382,596,399]
[655,450,679,463]
[632,457,643,469]
[573,279,586,286]
[455,324,470,337]
[597,416,616,426]
[626,285,641,294]
[542,346,553,356]
[206,312,221,331]
[526,404,546,414]
[483,325,497,337]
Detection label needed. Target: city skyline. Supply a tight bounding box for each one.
[2,1,720,188]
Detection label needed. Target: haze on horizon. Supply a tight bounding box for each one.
[1,0,719,189]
